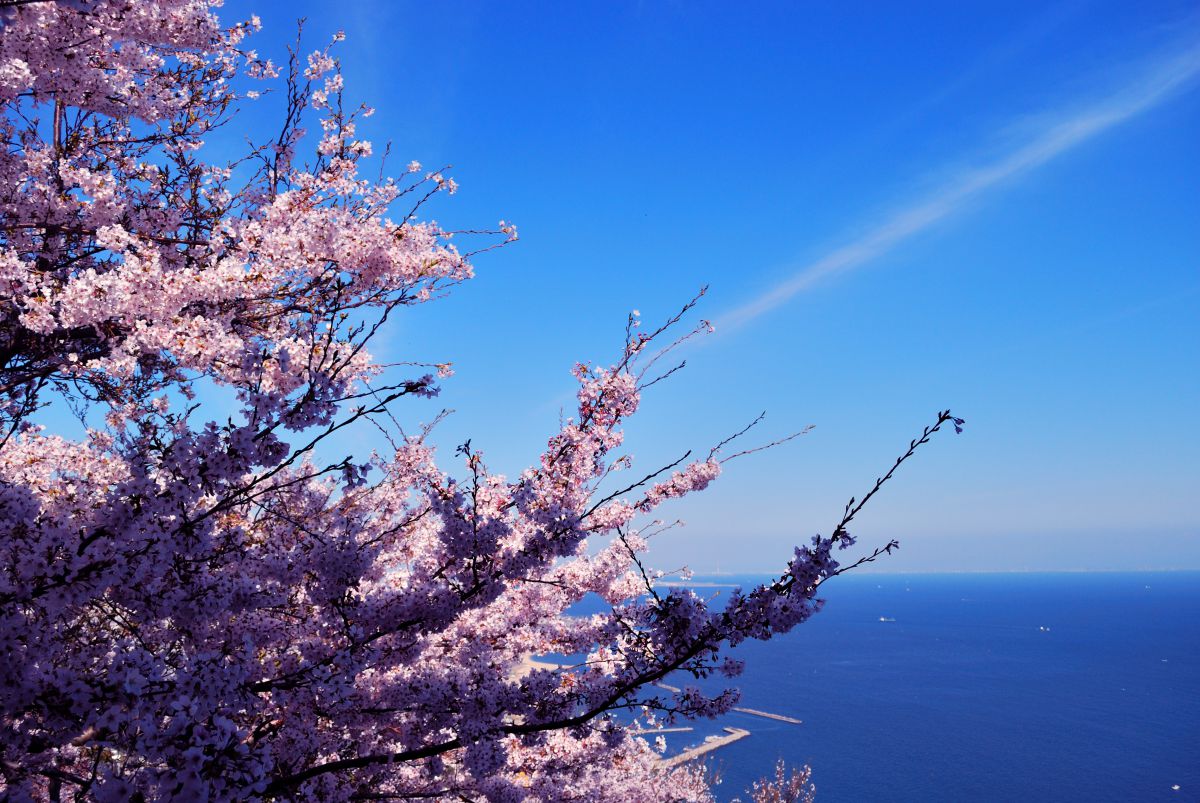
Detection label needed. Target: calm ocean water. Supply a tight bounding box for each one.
[657,572,1200,802]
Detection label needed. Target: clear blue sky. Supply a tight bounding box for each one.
[221,1,1198,572]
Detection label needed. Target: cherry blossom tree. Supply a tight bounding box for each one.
[0,2,961,800]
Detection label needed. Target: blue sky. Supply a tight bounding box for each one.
[219,1,1198,572]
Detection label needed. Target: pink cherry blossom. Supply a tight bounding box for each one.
[0,3,959,800]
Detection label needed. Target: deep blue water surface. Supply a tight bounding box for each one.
[656,572,1200,802]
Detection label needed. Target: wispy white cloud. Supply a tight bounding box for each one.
[719,38,1200,332]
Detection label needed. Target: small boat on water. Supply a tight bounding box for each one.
[879,616,896,623]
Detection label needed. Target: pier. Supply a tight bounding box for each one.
[631,726,694,735]
[660,728,750,769]
[731,707,802,724]
[654,683,802,724]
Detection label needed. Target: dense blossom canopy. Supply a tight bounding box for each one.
[0,2,957,800]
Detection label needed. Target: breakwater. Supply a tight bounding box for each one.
[660,727,751,769]
[655,682,802,725]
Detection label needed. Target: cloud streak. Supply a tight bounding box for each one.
[719,39,1200,332]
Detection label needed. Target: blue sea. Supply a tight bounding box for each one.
[655,572,1200,802]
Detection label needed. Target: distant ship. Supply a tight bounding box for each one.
[879,616,896,623]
